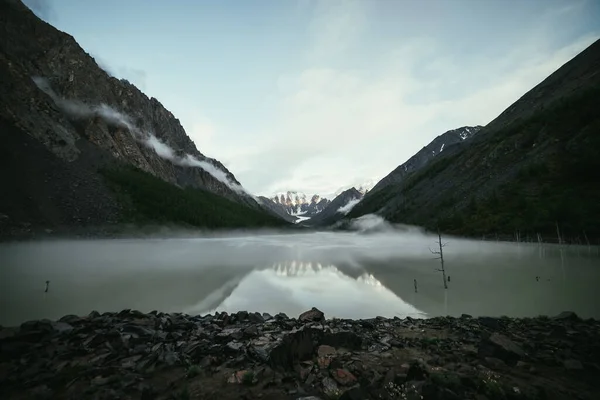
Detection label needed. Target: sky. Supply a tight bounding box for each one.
[24,0,600,199]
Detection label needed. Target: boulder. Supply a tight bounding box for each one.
[553,311,579,321]
[478,333,524,366]
[299,307,325,322]
[268,327,322,370]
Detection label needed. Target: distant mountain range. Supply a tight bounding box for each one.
[270,192,331,217]
[303,187,364,226]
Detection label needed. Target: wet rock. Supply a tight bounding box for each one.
[478,333,524,366]
[299,307,325,322]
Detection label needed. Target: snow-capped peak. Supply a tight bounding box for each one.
[269,191,331,217]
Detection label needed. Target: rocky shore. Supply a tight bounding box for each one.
[1,308,599,400]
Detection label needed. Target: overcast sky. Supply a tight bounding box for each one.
[25,0,600,198]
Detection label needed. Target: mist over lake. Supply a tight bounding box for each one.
[1,229,598,327]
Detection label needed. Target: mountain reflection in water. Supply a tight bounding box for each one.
[184,261,426,319]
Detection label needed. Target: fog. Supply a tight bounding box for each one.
[1,229,599,326]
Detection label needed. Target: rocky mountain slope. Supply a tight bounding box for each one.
[305,188,364,226]
[349,39,600,242]
[0,0,285,236]
[271,192,331,217]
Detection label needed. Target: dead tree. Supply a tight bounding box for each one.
[430,229,448,289]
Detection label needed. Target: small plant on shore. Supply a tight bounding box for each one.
[186,364,201,378]
[477,370,506,399]
[324,388,343,399]
[241,370,255,386]
[172,385,190,400]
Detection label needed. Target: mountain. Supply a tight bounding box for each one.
[307,127,481,227]
[349,39,600,242]
[270,191,331,217]
[0,0,286,236]
[257,197,298,223]
[305,188,363,226]
[368,126,482,195]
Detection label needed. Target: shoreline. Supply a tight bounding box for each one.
[1,309,598,399]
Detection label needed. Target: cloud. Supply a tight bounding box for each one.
[32,77,249,195]
[22,0,55,21]
[337,198,361,215]
[228,2,599,197]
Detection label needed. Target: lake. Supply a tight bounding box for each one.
[1,229,599,327]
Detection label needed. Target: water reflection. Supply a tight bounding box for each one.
[0,234,598,326]
[185,261,426,319]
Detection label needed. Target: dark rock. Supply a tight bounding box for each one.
[275,312,289,320]
[268,327,322,370]
[262,313,273,320]
[236,311,249,321]
[322,331,362,350]
[478,333,524,366]
[553,311,580,321]
[222,327,244,341]
[564,359,583,370]
[461,314,473,319]
[59,315,83,324]
[227,341,244,352]
[339,387,371,400]
[478,317,502,330]
[406,361,429,382]
[244,325,259,337]
[29,384,54,399]
[299,307,325,322]
[317,345,336,357]
[331,368,357,386]
[121,324,156,337]
[248,312,265,324]
[322,376,339,394]
[484,357,506,369]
